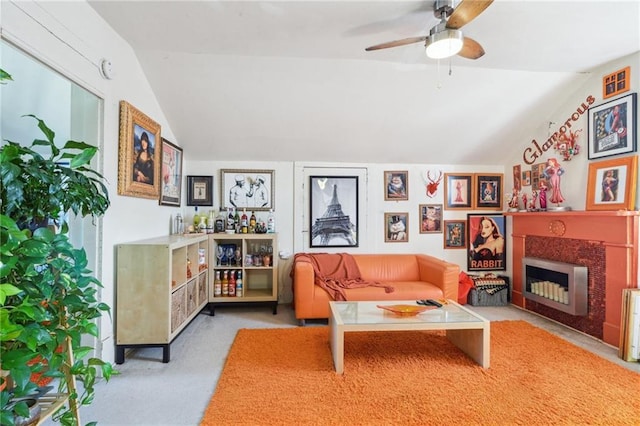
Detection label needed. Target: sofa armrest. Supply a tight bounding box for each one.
[416,254,459,301]
[293,259,315,320]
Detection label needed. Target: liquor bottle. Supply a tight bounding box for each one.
[214,270,222,297]
[267,209,275,233]
[221,270,229,296]
[235,271,243,297]
[227,208,235,232]
[193,206,201,231]
[241,209,248,234]
[215,208,225,233]
[249,211,257,233]
[233,209,241,234]
[207,210,215,234]
[228,271,236,297]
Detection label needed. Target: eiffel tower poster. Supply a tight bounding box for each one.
[309,176,358,247]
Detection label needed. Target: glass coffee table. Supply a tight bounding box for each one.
[328,300,490,374]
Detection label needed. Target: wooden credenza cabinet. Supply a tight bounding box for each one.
[115,234,209,363]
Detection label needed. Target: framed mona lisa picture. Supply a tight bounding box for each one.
[467,213,506,271]
[117,100,162,199]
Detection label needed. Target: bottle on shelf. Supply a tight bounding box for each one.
[235,271,243,297]
[193,206,201,232]
[241,209,248,234]
[221,270,229,296]
[214,270,222,297]
[228,271,236,297]
[215,208,225,233]
[233,209,241,234]
[226,208,235,232]
[249,211,257,233]
[207,210,215,234]
[267,209,275,233]
[174,213,183,235]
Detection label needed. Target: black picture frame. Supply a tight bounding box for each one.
[309,176,358,248]
[473,173,504,210]
[467,213,506,272]
[187,175,213,206]
[588,92,637,160]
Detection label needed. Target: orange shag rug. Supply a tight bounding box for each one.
[201,321,640,425]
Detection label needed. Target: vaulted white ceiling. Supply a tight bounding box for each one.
[88,0,640,165]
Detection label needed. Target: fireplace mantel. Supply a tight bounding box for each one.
[506,210,639,347]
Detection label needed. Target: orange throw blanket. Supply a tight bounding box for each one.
[293,253,394,301]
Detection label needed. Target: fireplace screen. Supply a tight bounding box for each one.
[522,257,588,316]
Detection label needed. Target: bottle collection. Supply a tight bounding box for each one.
[174,207,275,235]
[213,270,243,298]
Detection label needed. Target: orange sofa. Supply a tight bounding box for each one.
[293,253,459,325]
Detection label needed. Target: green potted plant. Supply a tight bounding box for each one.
[0,68,115,426]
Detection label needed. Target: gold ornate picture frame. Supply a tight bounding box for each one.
[118,100,161,199]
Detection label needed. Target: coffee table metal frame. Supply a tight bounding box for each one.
[328,300,490,374]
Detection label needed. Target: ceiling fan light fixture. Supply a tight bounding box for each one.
[425,29,463,59]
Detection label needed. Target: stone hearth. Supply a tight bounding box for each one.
[507,211,639,347]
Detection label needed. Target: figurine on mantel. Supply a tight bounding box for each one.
[520,192,528,212]
[529,190,538,211]
[507,189,519,212]
[543,157,571,211]
[538,180,548,210]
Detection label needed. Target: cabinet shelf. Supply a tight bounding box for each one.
[116,234,209,364]
[208,233,278,314]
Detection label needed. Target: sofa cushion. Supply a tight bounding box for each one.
[354,255,420,282]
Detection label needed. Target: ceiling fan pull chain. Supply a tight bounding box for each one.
[436,59,442,89]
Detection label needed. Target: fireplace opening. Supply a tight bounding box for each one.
[522,257,588,316]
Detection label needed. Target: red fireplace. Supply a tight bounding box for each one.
[508,211,639,347]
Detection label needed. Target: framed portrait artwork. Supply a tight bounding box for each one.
[587,92,637,159]
[384,170,408,201]
[474,173,503,210]
[384,212,408,243]
[512,165,522,191]
[117,100,161,199]
[443,220,466,249]
[220,169,274,211]
[309,176,358,247]
[522,170,531,186]
[419,204,442,234]
[586,155,637,211]
[444,173,473,209]
[467,213,506,272]
[159,138,183,206]
[187,175,213,206]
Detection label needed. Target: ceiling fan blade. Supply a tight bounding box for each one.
[457,37,485,60]
[446,0,493,29]
[365,36,428,51]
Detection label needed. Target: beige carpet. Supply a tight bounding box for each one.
[201,320,640,425]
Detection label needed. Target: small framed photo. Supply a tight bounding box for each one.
[522,170,531,186]
[187,175,213,206]
[443,220,466,249]
[588,92,637,160]
[444,173,473,209]
[474,173,503,210]
[117,101,161,199]
[419,204,442,234]
[384,212,408,242]
[467,213,506,271]
[220,169,274,211]
[512,165,522,191]
[384,170,408,201]
[310,176,358,247]
[602,66,630,99]
[159,138,183,206]
[586,155,638,211]
[531,163,548,191]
